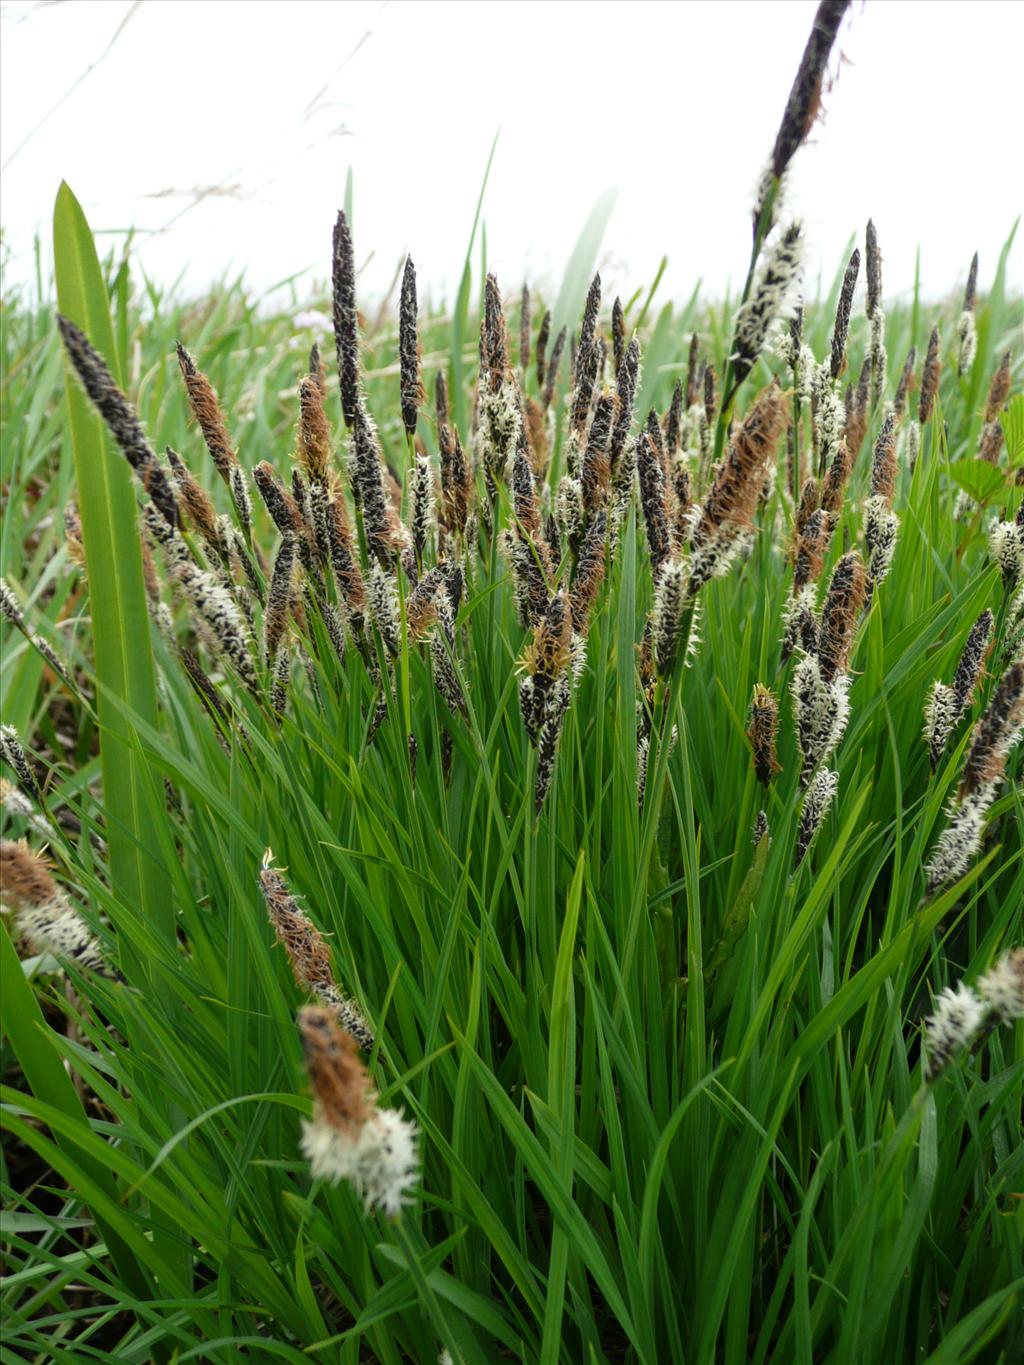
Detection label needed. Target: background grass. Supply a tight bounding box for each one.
[1,186,1022,1364]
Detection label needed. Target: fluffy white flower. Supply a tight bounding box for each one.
[976,949,1024,1021]
[301,1107,419,1219]
[924,982,987,1080]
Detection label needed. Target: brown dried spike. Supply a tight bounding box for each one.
[793,507,829,589]
[963,251,979,314]
[332,210,360,430]
[611,297,626,378]
[686,334,701,408]
[580,394,614,513]
[165,447,220,545]
[399,256,422,437]
[870,411,897,502]
[663,380,684,459]
[570,509,607,635]
[704,364,717,428]
[984,352,1012,424]
[694,384,788,548]
[893,347,916,420]
[843,361,870,462]
[795,476,820,538]
[326,495,365,620]
[636,429,671,578]
[817,551,866,681]
[298,1004,374,1133]
[512,450,542,539]
[918,326,941,425]
[770,0,850,178]
[747,684,781,787]
[297,376,333,486]
[536,309,552,392]
[524,396,549,478]
[435,369,449,433]
[253,462,305,537]
[820,438,852,518]
[176,342,238,481]
[865,219,882,318]
[483,274,508,393]
[309,342,326,400]
[520,284,531,380]
[530,593,572,684]
[543,326,567,411]
[438,423,469,536]
[260,859,335,994]
[959,662,1024,800]
[830,249,860,380]
[0,840,58,907]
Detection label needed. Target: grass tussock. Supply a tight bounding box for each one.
[1,4,1023,1360]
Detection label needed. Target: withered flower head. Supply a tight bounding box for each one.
[770,0,850,179]
[959,661,1024,800]
[332,210,360,429]
[297,375,334,485]
[175,341,239,483]
[399,256,422,437]
[748,683,782,787]
[830,248,860,380]
[816,551,866,681]
[918,325,941,425]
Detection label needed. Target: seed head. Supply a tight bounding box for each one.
[830,248,860,379]
[770,0,850,179]
[747,684,781,787]
[918,326,941,425]
[175,342,238,483]
[399,256,422,437]
[332,210,360,429]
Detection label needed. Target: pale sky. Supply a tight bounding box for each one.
[2,0,1022,311]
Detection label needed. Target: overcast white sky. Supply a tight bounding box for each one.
[2,0,1022,312]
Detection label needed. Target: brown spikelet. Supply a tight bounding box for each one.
[893,347,916,421]
[871,411,897,502]
[524,396,549,478]
[611,297,626,378]
[959,662,1024,800]
[175,342,238,481]
[309,342,326,400]
[820,438,852,518]
[570,509,607,635]
[770,0,850,179]
[843,361,870,461]
[580,394,614,513]
[747,684,781,787]
[332,211,360,429]
[817,551,866,681]
[0,840,58,907]
[438,424,469,536]
[527,592,571,684]
[512,450,543,540]
[535,309,551,392]
[918,326,941,425]
[795,476,820,538]
[326,496,365,625]
[56,316,178,527]
[830,249,860,380]
[297,376,333,485]
[543,326,567,410]
[298,1004,373,1133]
[686,334,701,409]
[253,462,305,537]
[483,274,508,393]
[636,428,671,578]
[399,256,422,437]
[520,284,531,380]
[704,364,717,428]
[793,507,830,589]
[663,380,684,459]
[865,219,882,318]
[963,251,979,314]
[165,447,220,545]
[984,352,1012,425]
[261,855,335,996]
[694,384,788,547]
[435,369,448,433]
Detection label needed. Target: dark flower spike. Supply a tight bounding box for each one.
[58,315,179,528]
